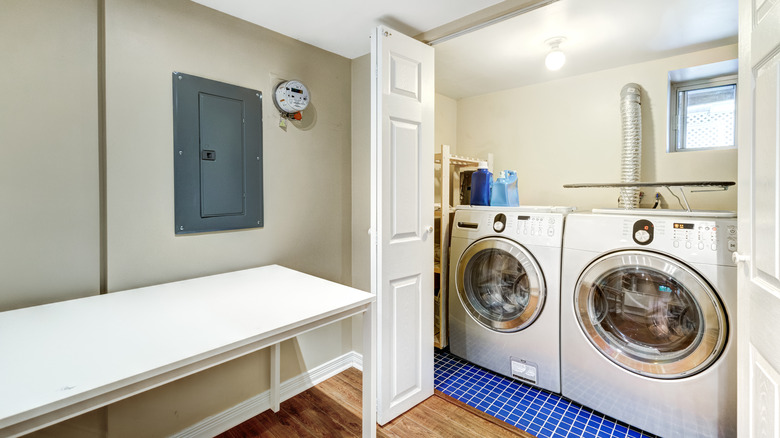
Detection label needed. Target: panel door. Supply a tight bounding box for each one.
[736,0,780,435]
[370,25,434,425]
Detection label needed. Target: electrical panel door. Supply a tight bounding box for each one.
[173,72,263,234]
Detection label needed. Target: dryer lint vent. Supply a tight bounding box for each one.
[511,358,538,385]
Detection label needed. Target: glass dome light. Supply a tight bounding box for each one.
[544,37,567,71]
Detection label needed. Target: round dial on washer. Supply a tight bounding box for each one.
[634,229,650,243]
[493,213,507,232]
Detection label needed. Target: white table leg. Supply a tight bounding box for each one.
[362,303,377,437]
[270,343,280,413]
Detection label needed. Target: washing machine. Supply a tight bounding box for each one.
[560,211,737,438]
[449,205,573,393]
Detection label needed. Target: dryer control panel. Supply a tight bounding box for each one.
[499,213,564,247]
[451,207,568,248]
[618,217,738,266]
[668,220,738,253]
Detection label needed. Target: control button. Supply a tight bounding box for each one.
[634,230,650,243]
[547,227,554,237]
[711,243,717,251]
[728,240,737,251]
[493,221,505,232]
[523,228,528,235]
[530,229,535,236]
[698,242,705,250]
[673,240,680,248]
[685,241,692,249]
[728,226,737,235]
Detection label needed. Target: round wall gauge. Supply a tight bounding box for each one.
[273,80,309,114]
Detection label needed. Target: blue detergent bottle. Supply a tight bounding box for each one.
[491,171,509,206]
[470,162,492,206]
[491,170,520,207]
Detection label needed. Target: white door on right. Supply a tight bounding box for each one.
[736,0,780,435]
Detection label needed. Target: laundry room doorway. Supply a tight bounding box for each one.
[369,25,435,426]
[735,0,780,434]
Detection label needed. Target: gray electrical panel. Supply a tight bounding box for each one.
[173,72,263,234]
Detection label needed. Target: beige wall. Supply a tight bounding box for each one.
[351,54,371,295]
[350,54,371,354]
[102,1,353,436]
[0,0,100,311]
[436,93,458,153]
[435,93,459,205]
[455,44,739,212]
[6,0,355,436]
[105,0,352,291]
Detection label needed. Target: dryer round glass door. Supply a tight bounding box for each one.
[574,250,728,379]
[456,237,546,332]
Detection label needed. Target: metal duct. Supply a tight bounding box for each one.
[619,83,642,208]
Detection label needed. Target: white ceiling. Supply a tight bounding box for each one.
[190,0,503,59]
[435,0,738,98]
[191,0,738,99]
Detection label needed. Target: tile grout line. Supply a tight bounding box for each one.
[433,350,656,438]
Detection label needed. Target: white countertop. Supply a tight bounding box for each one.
[0,264,374,433]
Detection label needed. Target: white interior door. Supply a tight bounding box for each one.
[370,25,434,425]
[736,0,780,435]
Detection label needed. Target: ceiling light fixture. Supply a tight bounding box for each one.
[544,37,566,71]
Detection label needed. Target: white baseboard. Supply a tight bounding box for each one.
[172,350,363,438]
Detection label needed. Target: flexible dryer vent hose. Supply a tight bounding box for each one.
[619,83,642,209]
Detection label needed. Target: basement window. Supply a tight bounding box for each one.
[669,75,737,152]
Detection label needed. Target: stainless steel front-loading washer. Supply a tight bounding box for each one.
[448,206,573,393]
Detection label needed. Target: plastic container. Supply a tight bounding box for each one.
[506,170,519,206]
[491,170,519,207]
[470,162,492,206]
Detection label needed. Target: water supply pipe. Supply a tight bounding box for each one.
[619,83,642,208]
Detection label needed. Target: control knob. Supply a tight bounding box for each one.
[634,230,650,243]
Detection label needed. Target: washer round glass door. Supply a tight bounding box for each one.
[575,250,727,379]
[456,237,545,332]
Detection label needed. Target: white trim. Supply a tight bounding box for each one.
[172,351,364,438]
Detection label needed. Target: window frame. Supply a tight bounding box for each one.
[668,74,738,153]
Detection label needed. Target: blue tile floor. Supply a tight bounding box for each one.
[434,349,658,438]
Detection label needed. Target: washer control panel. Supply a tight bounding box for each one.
[494,213,563,246]
[513,214,558,238]
[452,208,567,247]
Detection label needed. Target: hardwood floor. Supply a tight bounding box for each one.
[216,367,535,438]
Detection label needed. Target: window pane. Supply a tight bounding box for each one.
[682,84,736,149]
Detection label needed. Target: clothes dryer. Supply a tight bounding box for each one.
[560,211,737,438]
[449,206,573,393]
